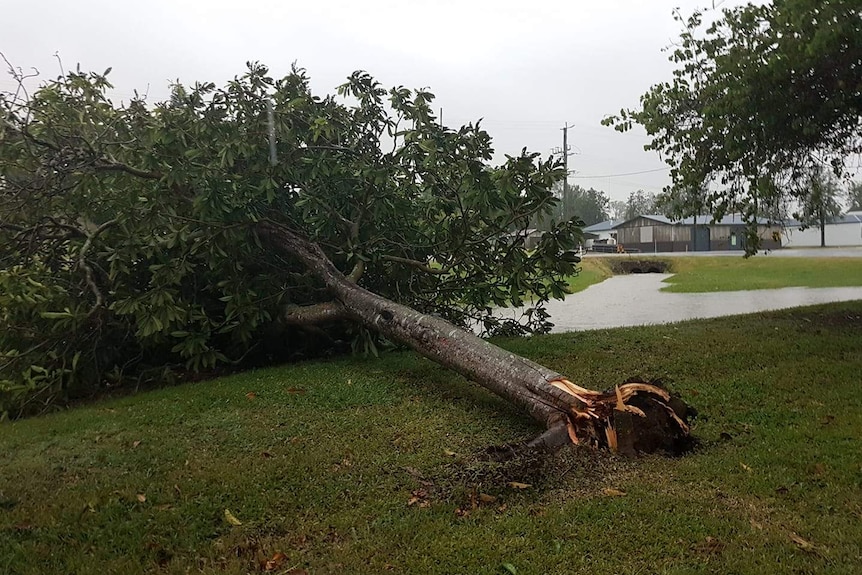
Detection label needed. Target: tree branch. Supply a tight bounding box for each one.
[91,159,161,180]
[283,301,349,325]
[347,260,365,283]
[381,254,449,274]
[3,119,161,180]
[78,219,118,316]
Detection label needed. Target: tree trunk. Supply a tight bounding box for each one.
[257,221,693,456]
[820,210,826,248]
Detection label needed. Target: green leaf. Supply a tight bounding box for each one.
[39,311,74,320]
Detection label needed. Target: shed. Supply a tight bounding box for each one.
[582,219,619,250]
[612,214,782,253]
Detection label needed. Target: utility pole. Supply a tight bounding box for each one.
[551,123,575,220]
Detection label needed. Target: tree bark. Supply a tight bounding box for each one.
[820,207,826,248]
[258,221,693,456]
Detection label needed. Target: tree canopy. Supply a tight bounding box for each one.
[793,166,844,247]
[0,63,582,417]
[846,181,862,211]
[605,0,862,251]
[531,183,610,229]
[623,189,658,221]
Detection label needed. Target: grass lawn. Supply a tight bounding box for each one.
[660,256,862,292]
[567,255,862,294]
[566,257,613,293]
[2,302,862,574]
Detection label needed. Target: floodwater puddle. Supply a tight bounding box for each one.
[504,274,862,332]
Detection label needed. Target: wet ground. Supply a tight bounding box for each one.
[588,247,862,258]
[503,274,862,332]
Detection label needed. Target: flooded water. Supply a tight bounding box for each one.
[502,274,862,333]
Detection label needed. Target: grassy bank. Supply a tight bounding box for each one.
[2,302,861,574]
[567,257,613,293]
[570,255,862,294]
[661,256,862,292]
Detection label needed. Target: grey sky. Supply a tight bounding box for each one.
[1,0,747,202]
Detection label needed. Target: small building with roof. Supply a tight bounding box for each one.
[611,214,782,253]
[781,212,862,247]
[582,219,619,250]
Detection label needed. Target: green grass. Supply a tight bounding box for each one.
[567,258,613,293]
[660,256,862,292]
[3,303,862,574]
[567,255,862,294]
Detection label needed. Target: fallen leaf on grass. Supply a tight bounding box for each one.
[263,552,287,572]
[224,509,242,526]
[740,462,753,473]
[136,493,147,503]
[261,451,274,459]
[602,488,626,497]
[508,482,531,490]
[132,440,141,448]
[443,449,457,457]
[789,532,817,553]
[245,392,257,400]
[478,493,498,504]
[286,387,306,394]
[454,507,470,518]
[407,489,429,507]
[749,518,764,530]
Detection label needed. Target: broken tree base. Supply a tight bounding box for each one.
[492,379,696,460]
[551,378,695,457]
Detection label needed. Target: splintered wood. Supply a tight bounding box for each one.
[549,378,691,455]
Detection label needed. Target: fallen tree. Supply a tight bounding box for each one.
[258,221,692,455]
[0,62,691,453]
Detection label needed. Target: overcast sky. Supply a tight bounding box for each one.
[2,0,750,202]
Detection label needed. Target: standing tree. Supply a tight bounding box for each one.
[624,189,658,220]
[0,64,691,454]
[794,167,843,247]
[609,200,628,221]
[569,186,611,226]
[846,181,862,212]
[656,184,708,221]
[604,0,862,253]
[531,184,611,230]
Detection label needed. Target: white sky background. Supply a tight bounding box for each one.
[1,0,752,203]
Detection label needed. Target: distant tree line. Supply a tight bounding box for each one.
[530,185,661,230]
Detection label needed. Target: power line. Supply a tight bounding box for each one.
[571,167,670,179]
